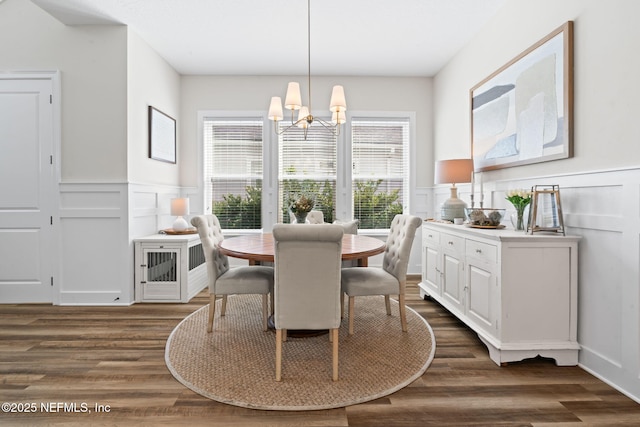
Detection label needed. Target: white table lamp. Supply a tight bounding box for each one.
[171,198,190,231]
[434,159,474,221]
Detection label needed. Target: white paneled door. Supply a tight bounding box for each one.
[0,76,57,303]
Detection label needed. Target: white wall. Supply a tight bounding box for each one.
[434,0,640,179]
[127,30,182,186]
[180,75,434,190]
[433,0,640,403]
[0,0,129,182]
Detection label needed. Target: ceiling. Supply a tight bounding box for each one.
[32,0,506,77]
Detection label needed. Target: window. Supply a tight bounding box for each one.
[351,118,410,229]
[200,113,413,231]
[278,123,337,223]
[203,118,263,229]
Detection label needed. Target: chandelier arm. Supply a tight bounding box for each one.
[313,117,338,136]
[274,117,309,136]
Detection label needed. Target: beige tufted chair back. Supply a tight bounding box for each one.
[272,223,344,381]
[382,214,422,283]
[190,215,230,291]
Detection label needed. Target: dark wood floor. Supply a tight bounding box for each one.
[1,281,639,426]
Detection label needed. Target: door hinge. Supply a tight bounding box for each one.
[50,94,53,104]
[50,216,53,225]
[50,277,54,287]
[50,155,53,165]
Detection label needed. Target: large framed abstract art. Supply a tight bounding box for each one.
[471,21,573,171]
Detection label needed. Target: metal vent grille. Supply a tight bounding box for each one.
[189,243,205,270]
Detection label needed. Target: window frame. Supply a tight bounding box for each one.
[341,111,416,235]
[197,111,271,234]
[276,118,338,224]
[198,110,416,234]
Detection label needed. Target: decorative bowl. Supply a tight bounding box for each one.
[464,208,506,227]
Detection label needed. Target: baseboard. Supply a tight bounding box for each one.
[58,291,132,306]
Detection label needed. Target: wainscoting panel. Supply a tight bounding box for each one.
[130,183,185,237]
[58,183,196,305]
[58,183,131,305]
[576,227,623,365]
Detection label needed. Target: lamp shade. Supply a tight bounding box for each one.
[268,96,284,121]
[434,159,474,185]
[329,85,347,112]
[284,82,302,110]
[171,198,190,216]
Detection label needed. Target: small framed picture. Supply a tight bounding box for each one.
[149,106,176,163]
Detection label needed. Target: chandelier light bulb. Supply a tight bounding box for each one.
[297,106,310,128]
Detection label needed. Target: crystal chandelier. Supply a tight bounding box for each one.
[267,0,347,140]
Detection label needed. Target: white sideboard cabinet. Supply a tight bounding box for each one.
[420,222,580,366]
[134,233,208,303]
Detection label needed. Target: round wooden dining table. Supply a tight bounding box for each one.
[218,233,385,266]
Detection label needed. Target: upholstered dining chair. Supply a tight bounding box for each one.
[191,215,274,333]
[333,219,359,267]
[341,214,422,335]
[272,223,343,382]
[289,210,324,224]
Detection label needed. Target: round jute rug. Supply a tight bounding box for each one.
[165,294,435,411]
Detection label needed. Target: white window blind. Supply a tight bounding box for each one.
[351,118,409,229]
[278,123,337,223]
[204,118,263,229]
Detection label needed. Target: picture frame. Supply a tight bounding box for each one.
[149,106,176,163]
[471,21,573,171]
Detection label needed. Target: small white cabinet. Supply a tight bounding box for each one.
[419,222,580,366]
[134,234,208,303]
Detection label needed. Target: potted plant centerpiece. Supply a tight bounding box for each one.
[290,194,315,224]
